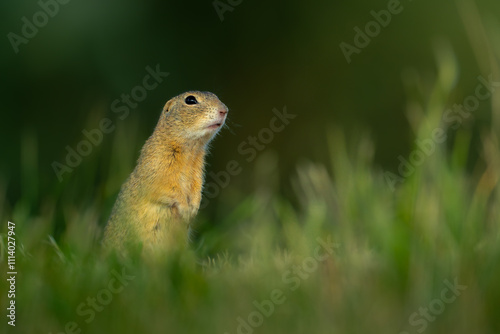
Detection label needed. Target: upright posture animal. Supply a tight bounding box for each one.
[103,91,228,253]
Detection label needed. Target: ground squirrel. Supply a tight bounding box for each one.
[103,91,228,253]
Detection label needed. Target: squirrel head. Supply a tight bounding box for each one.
[159,91,228,143]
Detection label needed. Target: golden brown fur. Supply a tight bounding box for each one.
[103,91,228,253]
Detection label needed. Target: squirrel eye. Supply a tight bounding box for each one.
[185,95,198,105]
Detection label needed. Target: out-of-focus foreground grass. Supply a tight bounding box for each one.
[1,54,500,334]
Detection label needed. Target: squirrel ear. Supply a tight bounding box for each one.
[163,99,173,113]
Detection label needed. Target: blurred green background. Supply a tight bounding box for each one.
[1,1,500,334]
[0,0,498,216]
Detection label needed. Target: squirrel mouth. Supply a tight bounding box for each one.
[207,122,224,130]
[207,113,227,130]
